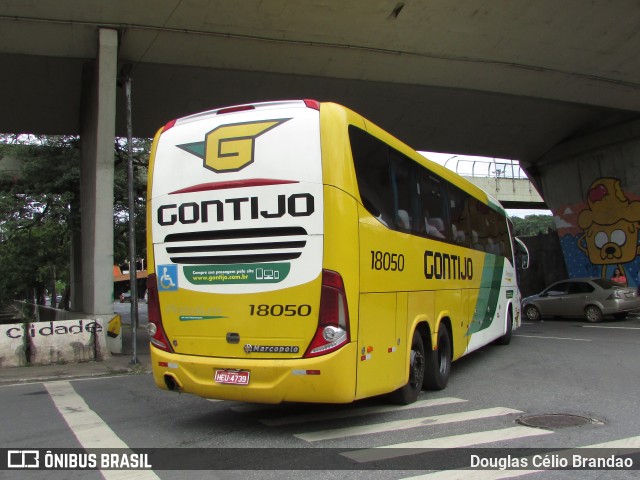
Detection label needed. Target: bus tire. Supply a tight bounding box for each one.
[423,326,451,391]
[388,330,425,405]
[494,311,513,346]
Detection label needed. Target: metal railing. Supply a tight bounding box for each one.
[443,156,541,199]
[443,156,529,179]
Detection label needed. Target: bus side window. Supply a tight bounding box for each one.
[418,170,449,241]
[486,209,505,256]
[389,149,419,232]
[469,198,489,252]
[448,184,471,248]
[349,126,395,227]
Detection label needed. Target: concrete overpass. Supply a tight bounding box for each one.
[1,1,640,316]
[442,157,545,210]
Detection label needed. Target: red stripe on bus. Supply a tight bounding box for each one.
[169,179,298,194]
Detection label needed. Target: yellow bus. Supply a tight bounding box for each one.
[146,100,522,405]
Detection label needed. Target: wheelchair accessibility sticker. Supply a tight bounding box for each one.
[158,264,178,291]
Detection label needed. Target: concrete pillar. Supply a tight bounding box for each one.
[78,28,118,315]
[535,119,640,286]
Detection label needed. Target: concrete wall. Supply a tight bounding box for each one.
[468,177,544,207]
[0,303,121,367]
[517,232,568,297]
[0,318,108,367]
[539,119,640,285]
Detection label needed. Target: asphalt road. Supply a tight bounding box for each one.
[113,300,148,326]
[1,316,640,479]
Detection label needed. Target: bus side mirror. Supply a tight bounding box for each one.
[514,237,530,270]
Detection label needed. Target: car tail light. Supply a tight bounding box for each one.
[607,290,623,300]
[304,270,350,358]
[147,273,174,352]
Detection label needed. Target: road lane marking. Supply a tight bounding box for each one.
[295,407,522,442]
[515,335,591,342]
[260,397,468,426]
[582,325,640,330]
[45,381,160,480]
[342,426,553,462]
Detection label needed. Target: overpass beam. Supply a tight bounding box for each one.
[76,28,118,315]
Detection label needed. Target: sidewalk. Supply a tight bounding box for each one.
[0,325,151,386]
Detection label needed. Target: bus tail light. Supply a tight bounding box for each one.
[161,119,177,133]
[147,273,174,353]
[304,270,350,358]
[304,99,320,110]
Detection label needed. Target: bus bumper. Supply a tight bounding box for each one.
[150,343,358,404]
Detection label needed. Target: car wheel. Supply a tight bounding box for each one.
[388,330,425,404]
[423,326,451,391]
[585,305,603,323]
[524,304,540,321]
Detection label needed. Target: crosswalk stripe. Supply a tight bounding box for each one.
[261,397,468,426]
[342,426,552,463]
[45,381,160,480]
[579,435,640,449]
[295,407,522,442]
[404,469,540,479]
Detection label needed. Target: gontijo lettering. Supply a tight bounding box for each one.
[157,193,315,225]
[424,250,473,280]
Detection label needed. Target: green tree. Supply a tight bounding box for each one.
[0,136,78,306]
[113,137,150,269]
[0,135,150,308]
[511,214,556,237]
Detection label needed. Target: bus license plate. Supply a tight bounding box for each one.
[215,369,250,385]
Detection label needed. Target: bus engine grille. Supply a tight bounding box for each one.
[163,227,307,265]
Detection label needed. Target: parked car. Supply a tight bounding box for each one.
[119,291,132,303]
[522,278,640,323]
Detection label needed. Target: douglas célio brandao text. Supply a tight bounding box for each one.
[470,453,634,470]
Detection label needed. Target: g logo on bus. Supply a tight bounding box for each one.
[178,119,290,173]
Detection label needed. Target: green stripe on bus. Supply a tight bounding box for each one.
[467,255,504,336]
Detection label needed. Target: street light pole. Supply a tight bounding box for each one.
[124,71,139,365]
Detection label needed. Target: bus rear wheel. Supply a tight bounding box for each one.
[423,326,451,390]
[494,311,513,346]
[389,330,425,405]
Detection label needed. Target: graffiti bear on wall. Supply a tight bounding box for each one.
[577,178,640,279]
